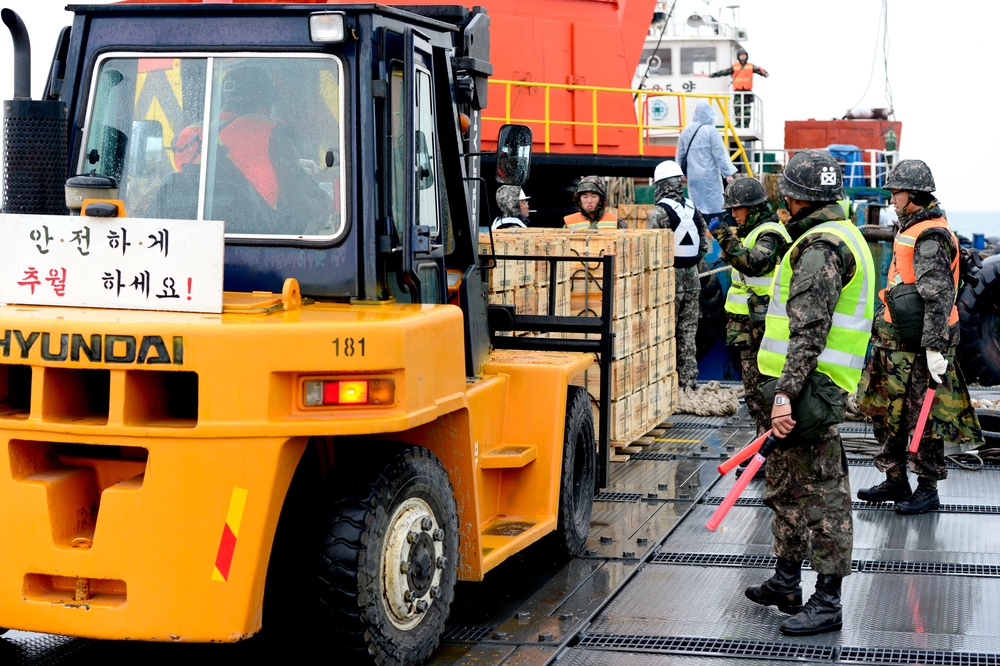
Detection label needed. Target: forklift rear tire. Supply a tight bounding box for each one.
[317,445,458,666]
[552,386,596,558]
[957,254,1000,386]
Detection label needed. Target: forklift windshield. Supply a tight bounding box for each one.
[80,54,345,241]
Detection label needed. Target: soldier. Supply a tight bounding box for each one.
[712,177,790,469]
[647,160,709,390]
[492,186,529,230]
[709,48,768,128]
[748,150,875,636]
[857,160,983,514]
[563,176,619,230]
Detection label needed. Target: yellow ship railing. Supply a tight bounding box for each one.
[484,80,755,177]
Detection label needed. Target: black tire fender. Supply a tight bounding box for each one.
[552,385,596,558]
[316,445,458,666]
[957,254,1000,385]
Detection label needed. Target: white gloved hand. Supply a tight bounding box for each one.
[926,349,947,384]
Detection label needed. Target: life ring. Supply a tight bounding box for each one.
[957,253,1000,386]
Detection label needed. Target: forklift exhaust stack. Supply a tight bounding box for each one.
[2,8,68,215]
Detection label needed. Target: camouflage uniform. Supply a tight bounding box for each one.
[714,183,787,434]
[858,200,983,480]
[764,202,855,577]
[648,177,709,389]
[565,176,620,229]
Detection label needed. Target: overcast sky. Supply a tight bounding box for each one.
[0,0,994,211]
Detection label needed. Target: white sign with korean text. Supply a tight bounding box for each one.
[0,214,225,314]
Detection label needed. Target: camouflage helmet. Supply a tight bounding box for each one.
[496,185,522,217]
[779,149,844,202]
[884,159,935,193]
[737,48,748,59]
[724,177,767,209]
[575,175,606,202]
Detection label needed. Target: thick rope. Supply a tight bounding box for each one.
[674,381,742,416]
[698,264,732,278]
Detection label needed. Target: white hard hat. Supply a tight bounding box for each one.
[518,189,529,200]
[654,160,683,182]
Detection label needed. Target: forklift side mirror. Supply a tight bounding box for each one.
[495,124,531,186]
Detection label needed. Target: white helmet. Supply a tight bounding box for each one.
[653,160,683,183]
[518,189,529,200]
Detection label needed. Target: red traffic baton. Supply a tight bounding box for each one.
[706,435,778,532]
[907,380,938,454]
[717,429,773,476]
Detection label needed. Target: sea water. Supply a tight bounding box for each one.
[946,210,999,244]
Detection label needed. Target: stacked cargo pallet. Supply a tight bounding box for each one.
[613,204,656,229]
[479,228,678,458]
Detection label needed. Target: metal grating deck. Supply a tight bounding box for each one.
[557,417,1000,664]
[576,634,836,660]
[838,647,1000,665]
[701,495,1000,514]
[595,491,646,503]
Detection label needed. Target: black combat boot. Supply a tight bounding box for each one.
[780,574,842,636]
[894,478,940,515]
[857,470,911,503]
[735,458,766,480]
[745,557,802,614]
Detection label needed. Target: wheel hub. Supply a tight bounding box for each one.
[382,498,445,630]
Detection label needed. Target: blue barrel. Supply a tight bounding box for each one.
[974,233,986,250]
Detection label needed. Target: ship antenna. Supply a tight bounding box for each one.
[846,0,894,120]
[634,1,678,100]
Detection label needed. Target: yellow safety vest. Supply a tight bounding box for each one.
[724,221,791,316]
[757,218,875,393]
[838,199,851,220]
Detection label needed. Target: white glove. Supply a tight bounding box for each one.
[926,349,947,384]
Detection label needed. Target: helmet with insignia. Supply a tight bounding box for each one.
[883,159,935,193]
[724,177,768,209]
[779,149,844,202]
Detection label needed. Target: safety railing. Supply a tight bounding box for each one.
[485,80,755,176]
[750,147,898,190]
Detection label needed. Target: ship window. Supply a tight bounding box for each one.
[640,47,672,76]
[680,46,716,76]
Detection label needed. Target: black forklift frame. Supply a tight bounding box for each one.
[484,253,615,488]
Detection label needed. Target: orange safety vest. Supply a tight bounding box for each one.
[732,62,755,91]
[563,211,618,230]
[219,114,279,208]
[881,217,959,326]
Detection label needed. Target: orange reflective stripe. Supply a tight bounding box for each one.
[882,217,960,326]
[564,211,618,230]
[212,487,248,583]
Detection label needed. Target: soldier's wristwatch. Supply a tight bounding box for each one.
[774,394,790,407]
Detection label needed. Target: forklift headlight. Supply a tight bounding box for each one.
[310,12,346,43]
